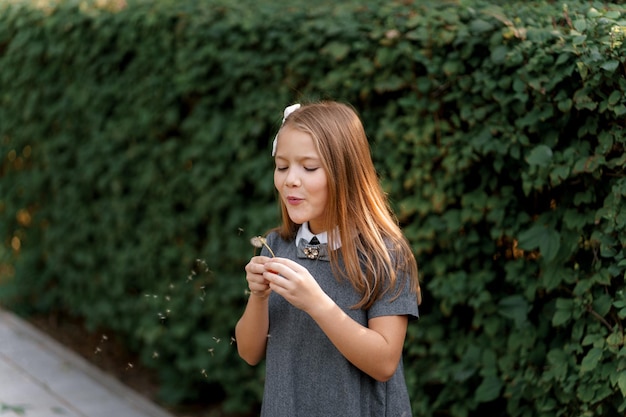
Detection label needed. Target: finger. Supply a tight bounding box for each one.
[247,259,270,275]
[251,256,272,265]
[263,268,290,288]
[265,257,299,268]
[264,263,295,282]
[265,259,304,275]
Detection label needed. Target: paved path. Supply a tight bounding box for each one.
[0,308,176,417]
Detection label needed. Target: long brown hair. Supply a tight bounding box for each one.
[274,101,419,309]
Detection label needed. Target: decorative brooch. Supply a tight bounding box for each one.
[303,245,320,260]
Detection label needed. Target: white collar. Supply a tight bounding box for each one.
[295,222,341,249]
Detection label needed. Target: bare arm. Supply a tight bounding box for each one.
[234,256,272,365]
[264,258,409,381]
[235,293,270,365]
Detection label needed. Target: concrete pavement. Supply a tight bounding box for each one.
[0,307,176,417]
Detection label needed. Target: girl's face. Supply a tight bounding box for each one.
[274,125,328,234]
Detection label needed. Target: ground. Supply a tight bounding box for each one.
[26,312,253,417]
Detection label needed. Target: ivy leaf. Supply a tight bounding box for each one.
[475,376,502,402]
[552,309,571,326]
[546,349,568,381]
[618,372,626,397]
[600,60,619,72]
[517,224,560,262]
[491,45,508,64]
[580,347,602,373]
[573,19,587,32]
[608,90,622,106]
[553,298,574,326]
[470,19,494,33]
[592,294,612,316]
[539,229,560,262]
[321,41,350,61]
[542,264,568,290]
[613,104,626,116]
[498,294,529,327]
[526,144,553,167]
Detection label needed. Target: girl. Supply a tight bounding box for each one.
[235,101,421,417]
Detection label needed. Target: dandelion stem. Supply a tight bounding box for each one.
[250,236,275,257]
[262,241,275,257]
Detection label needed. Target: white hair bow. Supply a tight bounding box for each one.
[271,103,301,156]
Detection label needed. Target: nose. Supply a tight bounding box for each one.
[284,168,300,187]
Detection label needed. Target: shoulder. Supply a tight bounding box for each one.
[265,229,287,246]
[368,277,420,320]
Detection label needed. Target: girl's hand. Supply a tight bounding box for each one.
[245,256,272,297]
[263,257,328,312]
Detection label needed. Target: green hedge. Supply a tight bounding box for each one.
[1,0,625,415]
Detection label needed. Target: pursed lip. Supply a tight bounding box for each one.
[286,196,304,205]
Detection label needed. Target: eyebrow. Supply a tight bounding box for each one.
[274,155,320,162]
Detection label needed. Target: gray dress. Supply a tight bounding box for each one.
[259,231,419,417]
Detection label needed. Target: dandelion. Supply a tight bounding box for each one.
[201,369,208,378]
[126,363,134,370]
[250,236,275,257]
[152,351,159,359]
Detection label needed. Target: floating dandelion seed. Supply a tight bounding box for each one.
[230,337,236,345]
[152,351,159,359]
[238,227,244,235]
[250,236,275,257]
[201,369,208,378]
[208,348,214,356]
[212,337,221,343]
[94,334,108,355]
[193,259,209,273]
